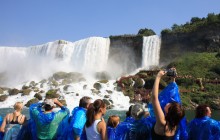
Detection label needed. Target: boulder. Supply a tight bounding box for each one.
[39,79,47,84]
[29,81,36,87]
[63,85,74,91]
[133,77,145,88]
[97,80,109,84]
[22,85,29,90]
[91,89,100,94]
[21,89,32,96]
[0,88,3,94]
[45,89,60,99]
[83,85,87,90]
[104,95,110,98]
[0,95,8,102]
[106,90,113,94]
[61,79,72,85]
[93,83,102,90]
[25,98,39,107]
[53,72,68,80]
[34,93,43,100]
[9,88,20,96]
[51,80,59,87]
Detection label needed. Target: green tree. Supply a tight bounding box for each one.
[137,28,156,36]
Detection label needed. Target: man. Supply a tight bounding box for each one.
[30,98,69,140]
[68,96,92,140]
[188,104,220,140]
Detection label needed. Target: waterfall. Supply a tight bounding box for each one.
[0,37,110,86]
[142,35,161,69]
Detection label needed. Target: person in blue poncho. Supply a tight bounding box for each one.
[29,98,69,140]
[188,104,220,140]
[68,96,92,140]
[107,115,120,140]
[151,69,185,140]
[129,103,155,140]
[115,105,134,140]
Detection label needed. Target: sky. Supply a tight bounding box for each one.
[0,0,220,47]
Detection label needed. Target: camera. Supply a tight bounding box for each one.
[165,69,177,77]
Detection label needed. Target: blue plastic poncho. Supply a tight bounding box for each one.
[62,107,87,140]
[188,116,220,140]
[115,116,155,140]
[0,116,4,140]
[107,127,116,140]
[115,117,134,140]
[148,82,188,140]
[128,117,155,140]
[28,102,69,140]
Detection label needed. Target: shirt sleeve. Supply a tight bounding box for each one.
[29,103,42,120]
[54,106,69,122]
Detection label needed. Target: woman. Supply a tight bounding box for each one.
[0,102,26,140]
[85,99,107,140]
[151,70,185,140]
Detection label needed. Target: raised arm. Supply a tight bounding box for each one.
[152,70,166,125]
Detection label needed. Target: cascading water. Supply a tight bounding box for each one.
[0,37,110,86]
[142,35,161,69]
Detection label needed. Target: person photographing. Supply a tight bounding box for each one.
[151,69,185,140]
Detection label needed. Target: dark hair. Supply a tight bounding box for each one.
[165,102,185,131]
[85,99,106,127]
[44,104,53,111]
[126,105,133,117]
[79,96,91,108]
[195,104,210,118]
[107,115,120,128]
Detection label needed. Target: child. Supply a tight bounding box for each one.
[107,115,120,140]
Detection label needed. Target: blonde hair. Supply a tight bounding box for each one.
[13,102,23,111]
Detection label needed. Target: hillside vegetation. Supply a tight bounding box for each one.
[168,52,220,109]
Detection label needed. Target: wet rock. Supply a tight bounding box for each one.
[25,98,39,107]
[63,85,74,91]
[83,85,87,90]
[39,79,47,84]
[61,79,72,85]
[93,83,102,90]
[21,89,32,96]
[98,80,109,84]
[9,88,20,96]
[34,93,43,100]
[22,85,30,90]
[0,88,3,94]
[0,95,8,102]
[104,95,110,98]
[45,89,60,99]
[29,81,37,87]
[106,90,113,94]
[91,89,100,94]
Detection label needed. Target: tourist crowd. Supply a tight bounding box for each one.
[1,70,220,140]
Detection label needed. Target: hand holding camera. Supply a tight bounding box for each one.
[164,68,177,77]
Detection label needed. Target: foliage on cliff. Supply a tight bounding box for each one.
[161,13,220,35]
[168,52,220,110]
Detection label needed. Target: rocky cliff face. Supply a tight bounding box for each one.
[160,24,220,65]
[109,36,143,73]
